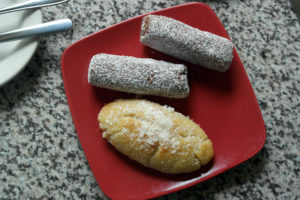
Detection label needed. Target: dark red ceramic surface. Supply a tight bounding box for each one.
[61,3,266,200]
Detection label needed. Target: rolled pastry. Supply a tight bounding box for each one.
[88,53,189,98]
[98,99,214,174]
[140,15,233,72]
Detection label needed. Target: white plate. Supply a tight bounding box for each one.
[0,0,42,86]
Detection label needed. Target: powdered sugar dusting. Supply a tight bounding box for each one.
[125,100,181,153]
[137,101,172,142]
[140,15,233,72]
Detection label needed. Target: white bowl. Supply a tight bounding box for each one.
[0,0,42,86]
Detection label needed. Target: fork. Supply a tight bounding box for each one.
[0,0,70,14]
[0,19,72,42]
[0,0,72,42]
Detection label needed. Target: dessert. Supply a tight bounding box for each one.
[88,53,189,98]
[98,99,214,174]
[140,15,233,72]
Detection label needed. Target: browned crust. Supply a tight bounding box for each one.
[98,99,214,174]
[141,15,150,36]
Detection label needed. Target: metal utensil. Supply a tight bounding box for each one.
[0,0,70,14]
[0,19,72,42]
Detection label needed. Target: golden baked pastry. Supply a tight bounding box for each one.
[98,99,214,174]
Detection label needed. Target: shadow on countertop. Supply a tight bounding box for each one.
[0,44,45,111]
[157,147,269,199]
[290,0,300,21]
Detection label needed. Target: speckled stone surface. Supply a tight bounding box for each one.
[0,0,299,199]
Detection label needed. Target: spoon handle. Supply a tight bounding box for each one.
[0,0,69,14]
[0,19,72,42]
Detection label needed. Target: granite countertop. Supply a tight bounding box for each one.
[0,0,299,199]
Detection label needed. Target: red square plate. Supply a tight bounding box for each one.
[61,2,266,200]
